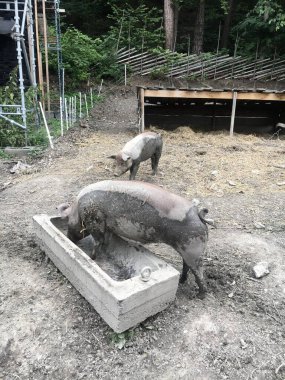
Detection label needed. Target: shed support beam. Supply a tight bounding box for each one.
[230,91,237,136]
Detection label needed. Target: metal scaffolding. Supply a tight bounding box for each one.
[0,0,63,144]
[0,0,31,137]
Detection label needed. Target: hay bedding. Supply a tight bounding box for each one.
[153,127,285,197]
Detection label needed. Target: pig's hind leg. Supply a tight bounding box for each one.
[151,153,160,175]
[179,260,190,283]
[180,251,207,299]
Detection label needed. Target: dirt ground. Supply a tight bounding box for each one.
[1,81,285,380]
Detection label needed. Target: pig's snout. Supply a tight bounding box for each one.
[114,166,128,177]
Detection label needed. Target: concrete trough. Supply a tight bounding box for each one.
[33,214,179,333]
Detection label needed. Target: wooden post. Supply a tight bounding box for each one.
[34,0,45,106]
[84,94,89,117]
[140,88,145,132]
[42,0,50,113]
[26,10,36,86]
[98,79,103,96]
[230,91,237,136]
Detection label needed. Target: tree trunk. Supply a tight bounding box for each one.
[164,0,175,51]
[221,0,236,50]
[193,0,205,55]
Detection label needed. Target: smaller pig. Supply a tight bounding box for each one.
[109,131,163,180]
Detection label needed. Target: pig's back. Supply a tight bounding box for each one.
[78,180,191,222]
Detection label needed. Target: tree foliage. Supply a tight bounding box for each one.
[234,0,285,56]
[107,3,163,51]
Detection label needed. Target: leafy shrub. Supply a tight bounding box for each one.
[49,27,124,85]
[49,27,101,83]
[149,67,168,80]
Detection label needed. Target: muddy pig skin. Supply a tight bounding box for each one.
[109,132,163,180]
[59,180,209,298]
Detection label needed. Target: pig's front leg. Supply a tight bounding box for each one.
[129,163,140,180]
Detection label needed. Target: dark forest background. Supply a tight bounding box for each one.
[61,0,285,56]
[52,0,285,84]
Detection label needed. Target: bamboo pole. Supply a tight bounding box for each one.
[62,68,65,111]
[214,22,221,80]
[60,96,63,136]
[39,102,54,148]
[98,79,103,96]
[71,97,74,126]
[231,34,239,84]
[187,35,191,76]
[90,89,93,108]
[116,11,125,52]
[253,41,259,88]
[64,97,68,130]
[69,98,72,126]
[79,92,82,118]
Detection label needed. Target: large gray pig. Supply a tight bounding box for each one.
[58,180,210,298]
[109,132,163,180]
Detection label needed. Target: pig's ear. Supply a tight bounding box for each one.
[122,153,131,161]
[57,203,71,218]
[107,155,116,159]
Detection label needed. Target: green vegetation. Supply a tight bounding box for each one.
[109,329,135,349]
[0,149,10,159]
[234,0,285,56]
[0,70,99,149]
[49,27,123,85]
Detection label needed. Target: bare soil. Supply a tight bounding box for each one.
[1,82,285,380]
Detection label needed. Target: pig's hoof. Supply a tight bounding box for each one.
[179,275,187,284]
[197,290,206,300]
